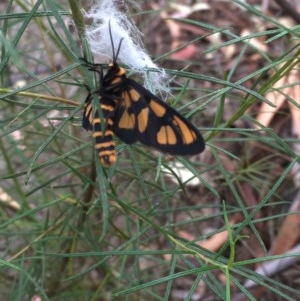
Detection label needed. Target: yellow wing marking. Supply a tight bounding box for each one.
[157,126,177,145]
[129,89,140,102]
[149,100,166,117]
[123,91,132,109]
[84,103,93,124]
[137,107,149,133]
[118,110,135,129]
[173,116,197,144]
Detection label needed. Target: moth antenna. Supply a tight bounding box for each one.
[108,20,124,63]
[115,38,124,62]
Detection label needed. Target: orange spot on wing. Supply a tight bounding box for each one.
[157,126,177,145]
[149,100,166,117]
[129,89,140,102]
[137,108,149,133]
[173,116,196,144]
[118,110,135,129]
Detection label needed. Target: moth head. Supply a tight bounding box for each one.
[106,63,126,78]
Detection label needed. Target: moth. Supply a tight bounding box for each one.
[82,25,205,166]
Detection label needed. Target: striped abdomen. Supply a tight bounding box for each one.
[82,96,117,166]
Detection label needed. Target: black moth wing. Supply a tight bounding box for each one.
[82,93,94,131]
[112,78,205,155]
[82,62,120,132]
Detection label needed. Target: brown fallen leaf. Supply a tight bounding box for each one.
[256,68,300,129]
[234,191,300,301]
[169,44,197,60]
